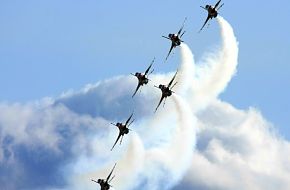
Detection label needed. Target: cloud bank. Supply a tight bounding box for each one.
[0,16,289,190]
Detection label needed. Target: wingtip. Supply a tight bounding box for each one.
[154,107,159,113]
[164,56,169,62]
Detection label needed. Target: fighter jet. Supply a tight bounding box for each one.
[154,71,178,112]
[199,0,224,32]
[91,163,116,190]
[110,113,134,151]
[162,18,187,61]
[131,58,155,97]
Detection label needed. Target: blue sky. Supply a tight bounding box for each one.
[1,0,288,139]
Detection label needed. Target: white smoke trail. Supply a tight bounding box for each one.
[113,134,145,190]
[135,95,195,190]
[148,43,195,98]
[191,16,239,111]
[164,95,196,185]
[131,39,197,190]
[67,133,145,190]
[142,42,195,143]
[175,43,195,96]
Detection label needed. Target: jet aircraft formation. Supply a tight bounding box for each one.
[92,1,223,189]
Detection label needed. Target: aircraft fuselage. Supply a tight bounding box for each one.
[121,127,129,134]
[98,179,110,190]
[207,5,218,18]
[117,123,129,135]
[135,73,149,85]
[139,75,149,85]
[159,85,172,97]
[169,34,181,47]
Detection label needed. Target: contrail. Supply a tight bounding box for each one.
[109,133,145,190]
[68,133,145,190]
[191,16,239,111]
[137,95,196,190]
[165,95,196,187]
[175,43,195,96]
[141,43,195,141]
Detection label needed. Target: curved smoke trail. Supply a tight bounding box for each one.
[191,16,239,111]
[142,42,195,143]
[129,95,196,190]
[175,43,195,96]
[67,133,145,190]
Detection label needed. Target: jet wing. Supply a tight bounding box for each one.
[214,0,222,9]
[162,35,171,40]
[155,95,165,112]
[165,42,175,61]
[200,5,207,10]
[199,15,211,32]
[167,71,178,88]
[144,58,154,75]
[111,131,122,151]
[177,17,187,36]
[125,113,133,126]
[132,82,141,97]
[106,163,117,182]
[91,179,98,184]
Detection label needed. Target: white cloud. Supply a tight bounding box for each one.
[177,100,290,190]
